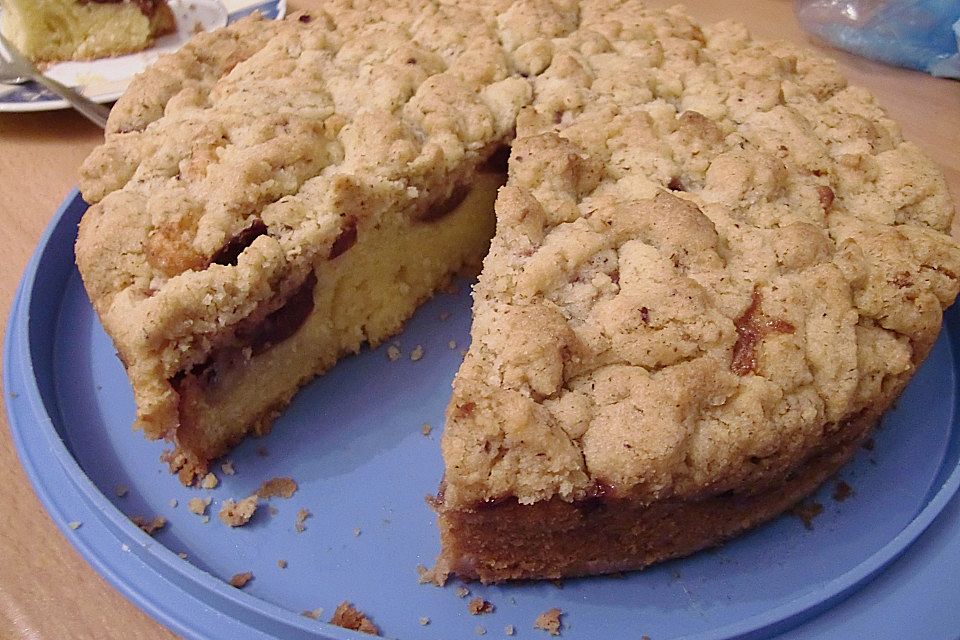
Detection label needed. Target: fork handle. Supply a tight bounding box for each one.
[0,33,111,129]
[25,72,111,128]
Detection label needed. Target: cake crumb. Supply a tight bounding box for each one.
[330,602,380,636]
[419,617,430,626]
[189,496,211,515]
[277,559,288,569]
[416,563,446,585]
[456,586,470,598]
[475,625,486,635]
[201,515,210,524]
[410,345,424,361]
[468,598,494,615]
[200,473,219,489]
[421,423,432,436]
[791,500,824,530]
[131,515,166,535]
[114,485,128,497]
[448,340,457,349]
[353,527,362,537]
[302,608,323,620]
[832,481,853,502]
[168,498,178,508]
[505,625,516,636]
[295,507,311,532]
[534,608,563,635]
[221,460,235,476]
[68,521,82,530]
[229,571,253,588]
[219,495,258,527]
[178,552,188,560]
[387,345,401,361]
[257,477,298,499]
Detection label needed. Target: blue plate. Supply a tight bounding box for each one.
[5,190,960,639]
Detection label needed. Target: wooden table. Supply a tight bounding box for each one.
[0,1,956,638]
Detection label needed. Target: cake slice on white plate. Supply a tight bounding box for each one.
[0,0,176,63]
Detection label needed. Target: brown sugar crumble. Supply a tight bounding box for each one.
[421,423,432,436]
[221,460,236,475]
[200,472,219,489]
[456,586,471,598]
[219,495,259,527]
[188,496,211,515]
[791,500,824,530]
[229,571,253,588]
[302,608,323,620]
[114,484,128,497]
[68,521,82,530]
[277,559,288,569]
[505,625,516,636]
[295,507,311,532]
[832,480,854,502]
[534,608,563,636]
[387,345,401,361]
[419,617,430,626]
[410,345,424,361]
[131,515,167,535]
[475,625,487,635]
[330,602,379,636]
[257,477,298,499]
[468,598,495,615]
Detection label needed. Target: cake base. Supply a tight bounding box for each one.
[434,385,900,583]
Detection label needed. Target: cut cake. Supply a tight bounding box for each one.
[76,1,960,581]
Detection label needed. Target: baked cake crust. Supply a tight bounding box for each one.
[75,0,960,580]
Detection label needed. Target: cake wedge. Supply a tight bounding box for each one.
[432,1,960,581]
[0,0,175,63]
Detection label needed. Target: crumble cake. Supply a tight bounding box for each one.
[0,0,175,63]
[75,1,960,582]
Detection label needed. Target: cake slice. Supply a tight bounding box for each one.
[432,3,960,581]
[76,8,529,483]
[0,0,175,63]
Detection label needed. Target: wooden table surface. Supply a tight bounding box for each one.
[0,1,957,638]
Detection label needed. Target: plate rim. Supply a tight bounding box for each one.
[0,0,287,112]
[4,189,960,640]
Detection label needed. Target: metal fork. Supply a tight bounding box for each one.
[0,33,110,128]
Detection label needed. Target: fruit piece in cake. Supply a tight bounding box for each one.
[0,0,176,63]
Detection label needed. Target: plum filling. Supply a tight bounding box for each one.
[211,220,268,266]
[731,288,795,375]
[329,218,358,259]
[419,185,471,223]
[171,271,318,392]
[78,0,166,17]
[240,271,317,356]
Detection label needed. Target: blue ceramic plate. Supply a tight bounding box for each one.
[0,0,285,112]
[5,191,960,639]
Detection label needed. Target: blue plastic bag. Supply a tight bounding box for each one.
[795,0,960,78]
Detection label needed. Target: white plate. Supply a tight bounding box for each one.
[0,0,286,112]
